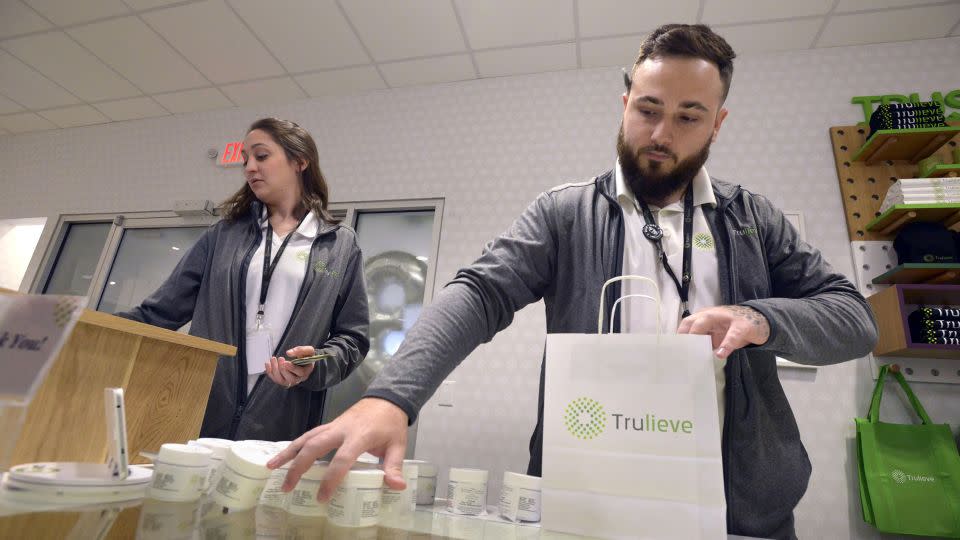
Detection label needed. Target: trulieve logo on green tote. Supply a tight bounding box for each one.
[891,469,935,484]
[564,397,694,440]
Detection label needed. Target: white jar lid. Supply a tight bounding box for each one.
[503,471,541,490]
[300,461,329,481]
[399,462,418,480]
[158,443,212,467]
[191,438,232,459]
[406,459,436,477]
[449,467,487,483]
[356,452,379,464]
[342,469,384,489]
[225,445,271,478]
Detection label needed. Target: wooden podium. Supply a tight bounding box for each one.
[8,308,236,466]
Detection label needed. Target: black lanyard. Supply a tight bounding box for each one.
[633,187,694,318]
[256,214,307,327]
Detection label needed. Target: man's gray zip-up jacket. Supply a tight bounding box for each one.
[365,170,877,540]
[119,202,370,442]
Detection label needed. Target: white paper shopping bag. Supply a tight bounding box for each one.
[541,276,726,539]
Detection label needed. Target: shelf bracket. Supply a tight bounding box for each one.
[909,134,950,163]
[878,211,917,236]
[864,136,898,165]
[943,210,960,231]
[924,270,958,285]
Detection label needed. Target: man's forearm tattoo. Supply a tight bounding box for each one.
[723,305,770,342]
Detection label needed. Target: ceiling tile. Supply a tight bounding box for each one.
[24,0,130,26]
[152,87,233,113]
[38,105,110,128]
[122,0,185,8]
[0,93,25,114]
[142,0,285,84]
[94,96,169,121]
[578,0,699,38]
[836,0,954,12]
[68,17,209,94]
[0,1,53,39]
[0,112,57,133]
[229,0,368,72]
[2,31,140,101]
[456,0,574,49]
[702,0,834,24]
[818,5,960,48]
[341,0,465,61]
[0,50,79,109]
[219,76,306,106]
[295,66,385,97]
[580,35,642,69]
[379,55,475,88]
[718,19,823,55]
[475,43,576,78]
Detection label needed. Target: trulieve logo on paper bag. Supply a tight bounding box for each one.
[891,469,935,484]
[563,397,694,440]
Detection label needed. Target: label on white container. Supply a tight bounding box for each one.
[499,484,542,522]
[149,462,207,502]
[259,468,289,509]
[289,478,326,516]
[416,476,436,505]
[213,469,265,509]
[328,486,382,527]
[446,480,486,515]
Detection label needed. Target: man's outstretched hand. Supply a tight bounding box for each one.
[267,397,409,501]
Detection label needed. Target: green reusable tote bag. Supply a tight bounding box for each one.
[856,364,960,538]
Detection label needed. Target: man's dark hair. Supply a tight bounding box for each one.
[629,24,736,101]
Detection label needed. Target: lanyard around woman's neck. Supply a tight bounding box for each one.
[256,213,307,328]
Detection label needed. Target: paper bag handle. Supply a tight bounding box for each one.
[867,364,933,425]
[597,275,661,335]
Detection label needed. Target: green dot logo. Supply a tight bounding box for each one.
[693,233,714,251]
[564,397,607,440]
[923,254,935,263]
[891,469,906,484]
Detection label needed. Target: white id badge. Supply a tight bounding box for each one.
[245,327,273,376]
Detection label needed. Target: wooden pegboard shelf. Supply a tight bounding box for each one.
[868,284,960,360]
[852,126,960,164]
[920,164,960,178]
[864,203,960,235]
[871,263,960,285]
[831,124,960,241]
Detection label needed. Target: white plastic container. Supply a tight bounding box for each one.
[136,498,198,540]
[288,461,329,517]
[148,443,212,502]
[212,445,271,510]
[381,461,418,518]
[352,452,380,469]
[327,469,385,528]
[498,471,542,522]
[408,460,437,505]
[446,467,488,516]
[259,460,291,510]
[189,438,232,495]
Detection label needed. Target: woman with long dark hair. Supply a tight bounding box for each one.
[121,118,369,441]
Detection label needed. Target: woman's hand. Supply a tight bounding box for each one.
[265,345,317,389]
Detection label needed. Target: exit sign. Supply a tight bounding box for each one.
[219,141,244,167]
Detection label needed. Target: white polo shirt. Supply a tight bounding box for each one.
[615,161,726,428]
[244,210,319,394]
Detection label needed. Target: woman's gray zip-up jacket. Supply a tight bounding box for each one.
[119,201,370,442]
[365,170,877,540]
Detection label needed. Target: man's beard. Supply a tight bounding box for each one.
[617,125,711,205]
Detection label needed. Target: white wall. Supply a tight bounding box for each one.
[0,218,46,290]
[2,36,958,539]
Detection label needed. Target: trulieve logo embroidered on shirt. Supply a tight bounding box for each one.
[564,397,694,440]
[693,233,715,251]
[891,468,935,484]
[296,250,309,262]
[733,226,758,237]
[313,259,340,278]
